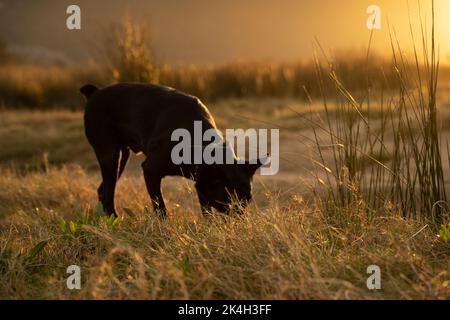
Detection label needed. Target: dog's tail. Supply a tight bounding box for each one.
[80,84,99,99]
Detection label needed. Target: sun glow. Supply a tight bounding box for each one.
[435,0,450,64]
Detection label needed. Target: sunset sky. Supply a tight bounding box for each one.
[0,0,449,64]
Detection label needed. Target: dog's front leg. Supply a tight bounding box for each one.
[142,159,167,218]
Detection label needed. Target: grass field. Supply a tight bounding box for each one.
[0,103,449,299]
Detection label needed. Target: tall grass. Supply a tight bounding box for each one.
[103,15,159,83]
[0,63,108,109]
[311,1,448,224]
[0,54,401,108]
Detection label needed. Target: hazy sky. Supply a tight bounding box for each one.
[0,0,449,64]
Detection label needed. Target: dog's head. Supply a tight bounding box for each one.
[195,157,268,214]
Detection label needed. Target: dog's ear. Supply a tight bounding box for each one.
[243,154,270,176]
[80,84,98,99]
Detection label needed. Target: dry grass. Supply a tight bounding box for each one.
[0,63,107,109]
[0,164,448,300]
[0,53,407,109]
[0,108,448,300]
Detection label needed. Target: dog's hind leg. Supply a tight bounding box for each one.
[97,147,130,204]
[141,158,167,218]
[94,145,122,217]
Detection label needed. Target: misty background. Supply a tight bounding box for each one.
[1,0,449,65]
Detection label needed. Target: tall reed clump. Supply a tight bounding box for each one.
[104,15,159,83]
[311,1,448,224]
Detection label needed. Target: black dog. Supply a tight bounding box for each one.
[80,83,264,217]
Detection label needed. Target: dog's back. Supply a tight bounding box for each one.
[81,83,216,155]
